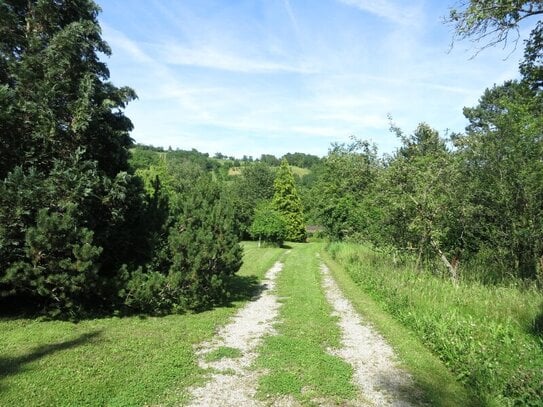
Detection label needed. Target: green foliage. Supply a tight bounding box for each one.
[122,268,171,314]
[168,177,242,310]
[250,203,287,247]
[521,20,543,89]
[0,149,152,317]
[0,0,136,178]
[20,206,102,317]
[231,162,276,238]
[282,152,322,169]
[272,159,306,242]
[456,81,543,279]
[259,154,280,166]
[0,1,150,317]
[376,123,461,271]
[328,242,543,406]
[0,153,101,316]
[311,138,379,241]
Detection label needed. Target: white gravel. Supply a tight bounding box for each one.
[187,262,285,407]
[320,263,419,407]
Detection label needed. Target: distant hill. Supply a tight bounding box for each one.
[130,144,321,179]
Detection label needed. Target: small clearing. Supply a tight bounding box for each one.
[321,263,419,406]
[187,262,284,407]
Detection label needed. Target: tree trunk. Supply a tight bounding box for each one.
[431,239,459,284]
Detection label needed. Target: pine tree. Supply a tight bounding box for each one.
[0,0,136,177]
[167,177,243,310]
[0,1,145,316]
[272,159,306,242]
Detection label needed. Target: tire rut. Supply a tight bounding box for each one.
[320,263,421,406]
[187,261,285,407]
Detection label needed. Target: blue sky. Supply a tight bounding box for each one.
[96,0,524,158]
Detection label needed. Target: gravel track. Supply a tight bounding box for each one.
[320,263,419,406]
[185,257,421,407]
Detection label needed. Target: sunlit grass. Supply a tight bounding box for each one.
[255,243,358,405]
[0,242,285,407]
[326,242,543,406]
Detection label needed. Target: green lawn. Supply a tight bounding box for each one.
[0,242,284,407]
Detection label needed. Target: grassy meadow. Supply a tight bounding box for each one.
[3,240,538,406]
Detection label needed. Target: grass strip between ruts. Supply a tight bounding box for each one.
[255,242,359,405]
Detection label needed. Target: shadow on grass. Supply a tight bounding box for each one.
[223,274,267,305]
[375,371,426,405]
[532,301,543,342]
[0,330,102,390]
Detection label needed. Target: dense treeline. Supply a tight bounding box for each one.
[310,85,543,282]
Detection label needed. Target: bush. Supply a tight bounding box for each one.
[250,203,287,247]
[167,178,242,310]
[0,157,105,317]
[122,268,171,314]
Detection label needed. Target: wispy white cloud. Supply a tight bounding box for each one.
[97,0,522,158]
[283,0,302,38]
[158,43,315,74]
[337,0,422,25]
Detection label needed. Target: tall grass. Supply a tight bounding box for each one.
[327,242,543,406]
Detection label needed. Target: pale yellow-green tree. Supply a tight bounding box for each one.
[272,159,306,242]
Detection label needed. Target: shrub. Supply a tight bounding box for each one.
[167,178,242,310]
[250,202,287,247]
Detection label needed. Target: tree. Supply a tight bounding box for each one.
[167,177,243,310]
[447,1,543,54]
[0,0,136,178]
[282,152,322,169]
[455,80,543,279]
[250,202,287,247]
[378,123,461,282]
[259,154,280,166]
[0,151,105,315]
[447,1,543,88]
[230,162,275,238]
[311,138,380,241]
[272,159,306,242]
[0,0,145,316]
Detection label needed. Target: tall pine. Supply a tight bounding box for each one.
[272,159,306,242]
[0,0,144,316]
